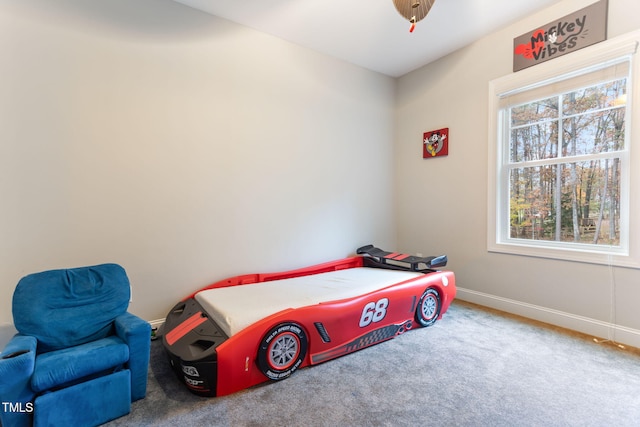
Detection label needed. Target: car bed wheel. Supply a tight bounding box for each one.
[258,322,308,381]
[415,288,441,327]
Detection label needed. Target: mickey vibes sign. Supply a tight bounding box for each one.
[513,0,607,72]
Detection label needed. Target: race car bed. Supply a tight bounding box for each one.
[162,245,456,397]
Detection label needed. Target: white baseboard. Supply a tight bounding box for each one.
[149,319,165,330]
[149,319,165,341]
[456,287,640,349]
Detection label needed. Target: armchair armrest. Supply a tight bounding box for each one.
[0,335,37,427]
[114,313,151,401]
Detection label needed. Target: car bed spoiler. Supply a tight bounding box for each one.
[356,244,447,272]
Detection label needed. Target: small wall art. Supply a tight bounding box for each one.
[423,127,448,159]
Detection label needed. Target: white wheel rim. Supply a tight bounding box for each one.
[269,333,299,369]
[422,295,437,320]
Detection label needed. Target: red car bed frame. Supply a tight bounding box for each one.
[162,245,456,397]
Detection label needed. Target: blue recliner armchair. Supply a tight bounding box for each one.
[0,264,151,427]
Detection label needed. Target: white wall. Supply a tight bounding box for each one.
[3,0,639,350]
[395,0,640,346]
[0,0,396,332]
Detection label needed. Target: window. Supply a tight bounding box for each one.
[488,31,640,267]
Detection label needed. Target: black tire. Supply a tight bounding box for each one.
[415,288,441,327]
[257,322,308,381]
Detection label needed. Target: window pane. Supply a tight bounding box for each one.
[560,160,620,246]
[509,165,557,241]
[508,160,621,246]
[511,97,558,126]
[562,79,627,115]
[562,108,625,155]
[510,121,558,162]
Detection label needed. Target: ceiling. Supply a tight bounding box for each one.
[172,0,563,77]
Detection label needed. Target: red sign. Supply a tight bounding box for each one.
[423,128,448,158]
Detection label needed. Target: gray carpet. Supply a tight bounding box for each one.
[105,301,640,426]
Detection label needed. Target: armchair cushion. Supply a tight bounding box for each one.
[34,370,131,427]
[12,264,130,352]
[31,336,129,393]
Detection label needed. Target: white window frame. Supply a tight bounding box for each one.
[488,30,640,268]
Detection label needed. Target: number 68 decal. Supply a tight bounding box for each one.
[359,298,389,327]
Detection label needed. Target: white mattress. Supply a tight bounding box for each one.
[194,267,422,337]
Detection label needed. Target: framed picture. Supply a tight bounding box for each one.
[423,127,448,158]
